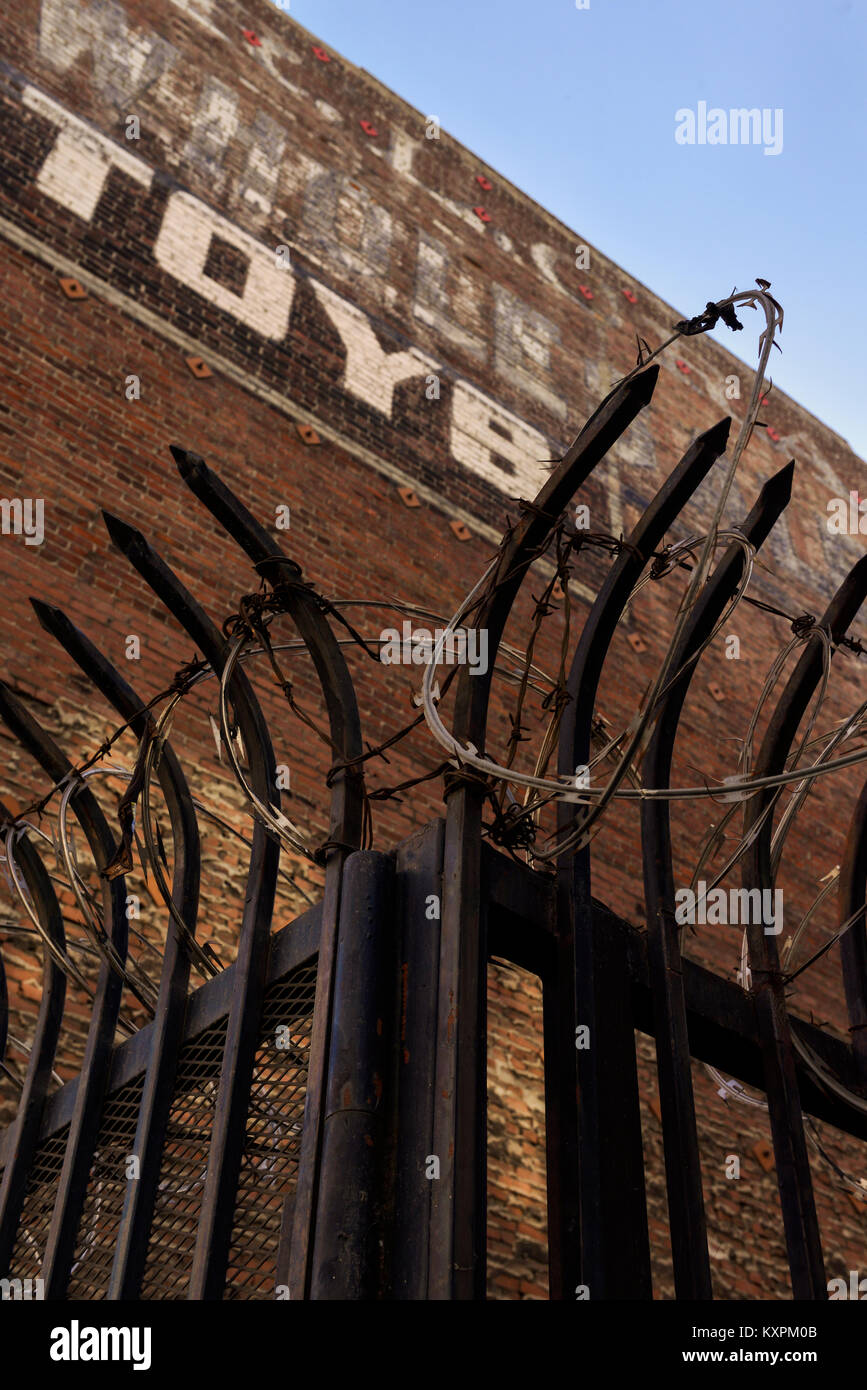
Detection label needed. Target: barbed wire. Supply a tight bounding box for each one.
[3,281,867,1184]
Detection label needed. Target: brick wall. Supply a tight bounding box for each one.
[1,0,866,1299]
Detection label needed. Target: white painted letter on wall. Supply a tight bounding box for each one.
[450,380,550,497]
[153,191,296,339]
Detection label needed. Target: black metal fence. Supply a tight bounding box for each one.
[3,313,867,1299]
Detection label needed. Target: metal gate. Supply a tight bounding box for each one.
[2,287,867,1299]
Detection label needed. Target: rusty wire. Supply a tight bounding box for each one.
[5,282,867,1157]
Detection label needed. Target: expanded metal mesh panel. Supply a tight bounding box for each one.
[1,957,318,1298]
[65,1073,146,1299]
[139,1016,229,1300]
[225,961,317,1299]
[9,1123,70,1279]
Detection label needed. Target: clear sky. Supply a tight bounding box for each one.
[280,0,867,462]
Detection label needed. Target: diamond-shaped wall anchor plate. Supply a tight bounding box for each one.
[708,682,726,703]
[59,276,87,300]
[449,519,471,541]
[552,579,566,600]
[185,356,213,378]
[397,485,421,508]
[627,632,647,653]
[753,1139,775,1172]
[296,423,320,445]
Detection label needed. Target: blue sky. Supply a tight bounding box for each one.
[280,0,867,461]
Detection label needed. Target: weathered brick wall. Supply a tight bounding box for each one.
[1,0,866,1300]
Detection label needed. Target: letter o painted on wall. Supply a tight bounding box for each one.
[153,191,295,340]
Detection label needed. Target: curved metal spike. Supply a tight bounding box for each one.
[838,780,867,1085]
[102,509,279,1300]
[433,366,659,1299]
[454,367,660,748]
[0,949,7,1080]
[0,681,128,1297]
[639,460,794,1300]
[30,598,202,1299]
[548,417,733,1299]
[170,446,367,1298]
[742,552,867,1299]
[170,446,364,808]
[559,417,733,776]
[0,797,67,1273]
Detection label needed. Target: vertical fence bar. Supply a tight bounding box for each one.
[309,851,395,1298]
[0,683,128,1298]
[742,555,867,1298]
[102,514,280,1300]
[641,461,793,1299]
[556,421,729,1297]
[170,450,366,1299]
[430,368,660,1299]
[0,807,67,1272]
[29,600,204,1299]
[391,820,444,1300]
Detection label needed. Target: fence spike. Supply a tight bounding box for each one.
[552,415,732,1299]
[742,552,867,1298]
[101,509,280,1299]
[169,445,370,1297]
[29,597,208,1297]
[432,365,659,1299]
[0,680,128,1297]
[0,800,67,1275]
[639,458,794,1299]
